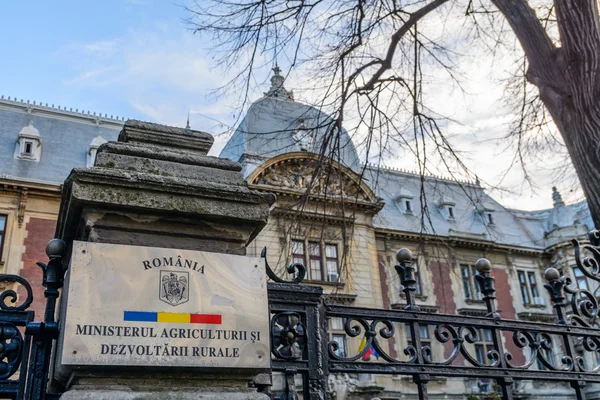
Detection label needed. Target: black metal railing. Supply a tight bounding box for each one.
[2,231,600,399]
[265,231,600,400]
[0,239,65,400]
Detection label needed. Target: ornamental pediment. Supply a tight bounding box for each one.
[248,153,379,205]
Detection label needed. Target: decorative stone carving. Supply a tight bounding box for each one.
[254,158,370,201]
[328,373,357,400]
[17,188,27,228]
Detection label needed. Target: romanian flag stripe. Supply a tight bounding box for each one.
[123,311,222,325]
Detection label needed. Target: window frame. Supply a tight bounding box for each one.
[448,206,455,219]
[325,243,339,282]
[291,239,341,283]
[331,334,347,357]
[518,270,530,304]
[475,328,494,365]
[308,241,323,281]
[291,240,306,268]
[574,267,589,291]
[460,263,481,300]
[0,215,6,261]
[20,139,35,158]
[330,317,346,357]
[406,324,431,350]
[517,270,542,305]
[528,271,539,299]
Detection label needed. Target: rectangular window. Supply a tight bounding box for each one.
[291,240,306,267]
[414,267,423,296]
[325,244,339,282]
[476,328,494,365]
[487,213,494,224]
[461,264,472,299]
[292,240,342,282]
[405,200,412,212]
[309,242,323,281]
[0,215,6,260]
[330,317,344,331]
[528,272,539,299]
[472,265,481,298]
[518,271,530,304]
[332,334,346,357]
[406,324,431,349]
[518,270,543,304]
[460,264,481,300]
[448,206,454,218]
[24,141,32,154]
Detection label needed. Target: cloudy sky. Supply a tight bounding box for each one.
[0,1,582,211]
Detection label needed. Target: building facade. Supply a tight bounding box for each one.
[0,71,596,399]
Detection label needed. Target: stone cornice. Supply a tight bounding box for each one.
[0,176,62,197]
[270,207,356,224]
[374,228,545,256]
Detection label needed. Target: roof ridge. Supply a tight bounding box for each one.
[0,95,126,123]
[364,162,480,187]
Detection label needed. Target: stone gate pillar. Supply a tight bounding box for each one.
[52,120,275,399]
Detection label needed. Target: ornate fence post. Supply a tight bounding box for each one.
[474,258,514,400]
[395,248,420,312]
[543,267,587,400]
[543,268,567,325]
[24,238,66,399]
[395,248,429,399]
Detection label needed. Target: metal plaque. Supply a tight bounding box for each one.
[59,241,270,368]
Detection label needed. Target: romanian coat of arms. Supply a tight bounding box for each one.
[159,270,189,306]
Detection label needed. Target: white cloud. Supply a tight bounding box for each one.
[55,10,581,212]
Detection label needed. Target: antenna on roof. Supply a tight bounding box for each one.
[186,109,191,129]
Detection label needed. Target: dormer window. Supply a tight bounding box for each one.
[23,141,33,155]
[475,201,495,226]
[393,189,414,215]
[87,134,108,167]
[438,196,456,221]
[14,121,42,162]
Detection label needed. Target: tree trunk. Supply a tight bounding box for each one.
[495,0,600,228]
[550,104,600,229]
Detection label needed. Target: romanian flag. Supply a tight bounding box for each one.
[358,337,380,361]
[124,311,222,325]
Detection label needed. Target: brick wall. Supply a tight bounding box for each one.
[494,267,526,365]
[430,260,457,314]
[430,260,457,359]
[19,217,56,320]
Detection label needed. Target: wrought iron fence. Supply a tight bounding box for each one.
[2,232,600,399]
[0,239,65,400]
[265,232,600,400]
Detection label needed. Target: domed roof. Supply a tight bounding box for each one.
[18,121,41,139]
[546,187,576,232]
[220,67,361,171]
